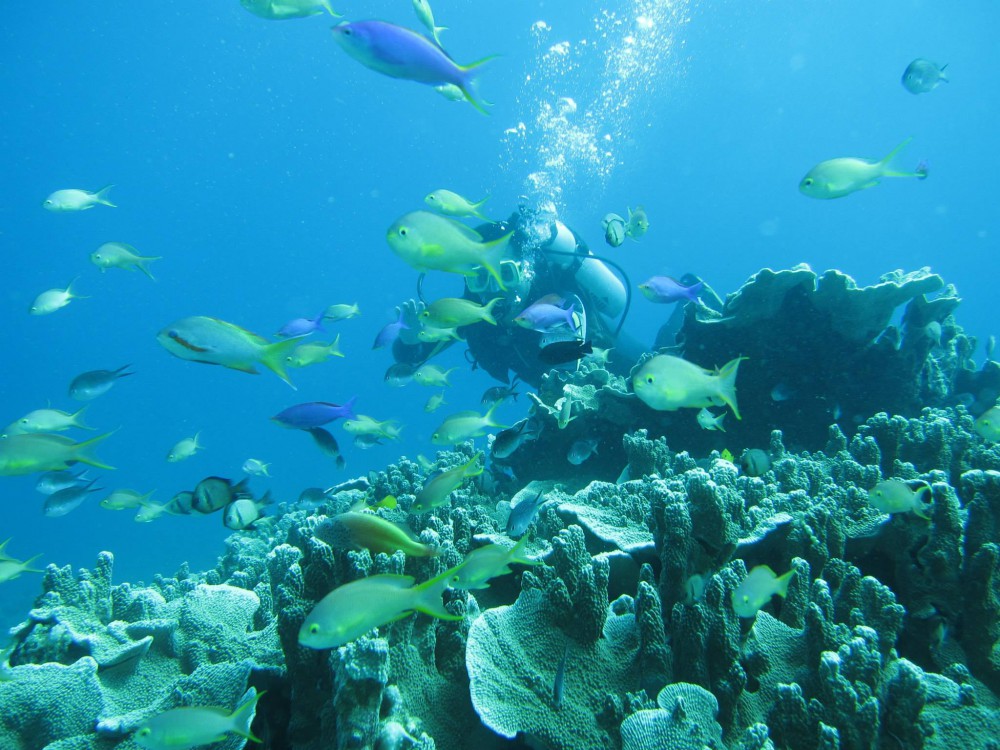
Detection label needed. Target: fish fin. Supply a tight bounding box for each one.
[260,337,302,388]
[914,485,934,520]
[878,137,913,169]
[457,55,499,116]
[71,405,95,431]
[21,554,45,575]
[136,259,158,281]
[329,333,345,358]
[319,0,341,16]
[715,356,747,420]
[228,688,265,743]
[477,232,513,291]
[481,297,501,325]
[71,430,118,471]
[483,401,509,431]
[113,364,134,378]
[508,535,539,566]
[774,569,795,598]
[717,413,727,432]
[413,565,465,621]
[94,185,116,208]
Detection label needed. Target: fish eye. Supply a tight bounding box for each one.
[309,623,320,635]
[803,178,813,186]
[168,330,179,339]
[135,728,150,738]
[645,376,654,384]
[399,227,408,237]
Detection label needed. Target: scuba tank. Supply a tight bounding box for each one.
[541,220,627,318]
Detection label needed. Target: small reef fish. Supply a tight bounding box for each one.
[100,488,154,511]
[192,476,249,515]
[168,491,194,514]
[431,403,506,446]
[412,452,483,513]
[625,206,649,239]
[513,301,575,332]
[422,297,499,328]
[413,364,457,388]
[373,309,409,350]
[433,83,465,102]
[633,354,744,418]
[412,0,447,48]
[451,536,537,590]
[974,406,1000,442]
[343,415,402,441]
[354,434,385,450]
[223,494,271,531]
[330,20,494,114]
[740,449,771,477]
[295,487,329,513]
[133,689,263,750]
[242,458,271,477]
[868,480,933,519]
[308,427,346,470]
[240,0,338,20]
[506,491,548,537]
[43,186,115,212]
[799,138,928,199]
[134,500,176,523]
[323,302,360,321]
[43,479,101,517]
[0,432,115,476]
[157,316,300,387]
[287,336,344,368]
[298,567,463,650]
[491,418,541,460]
[901,59,948,94]
[29,278,87,315]
[425,190,488,220]
[538,339,592,365]
[566,438,599,465]
[697,408,726,432]
[731,564,794,618]
[35,469,90,495]
[69,365,133,401]
[277,313,324,338]
[417,325,462,343]
[325,511,438,557]
[90,242,160,280]
[425,392,447,413]
[0,550,43,584]
[4,406,92,436]
[481,383,519,405]
[386,211,510,289]
[639,276,703,304]
[272,398,358,430]
[602,213,627,248]
[166,431,203,463]
[384,362,416,387]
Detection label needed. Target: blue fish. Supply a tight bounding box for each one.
[373,309,408,349]
[330,20,495,114]
[272,398,358,430]
[277,313,324,338]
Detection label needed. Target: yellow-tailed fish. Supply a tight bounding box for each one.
[412,0,447,48]
[100,488,155,511]
[90,242,161,280]
[166,431,203,463]
[240,0,339,20]
[413,363,457,388]
[0,549,43,584]
[156,316,301,388]
[868,480,933,519]
[425,392,446,413]
[4,406,92,436]
[322,302,360,321]
[412,451,483,513]
[431,403,507,446]
[0,432,115,476]
[633,354,745,418]
[134,500,175,523]
[298,566,464,649]
[386,211,510,290]
[133,689,263,750]
[287,335,344,368]
[422,297,500,328]
[424,189,488,220]
[329,511,438,557]
[450,536,537,589]
[342,415,403,440]
[731,565,794,618]
[799,138,928,199]
[625,205,649,239]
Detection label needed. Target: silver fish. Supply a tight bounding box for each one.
[35,469,90,495]
[43,479,100,517]
[68,365,133,401]
[506,491,548,537]
[491,418,541,460]
[566,438,599,465]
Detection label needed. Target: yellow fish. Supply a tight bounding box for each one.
[90,242,161,280]
[133,690,263,750]
[0,432,115,476]
[868,480,932,519]
[633,355,744,418]
[974,406,1000,443]
[799,138,927,199]
[431,404,506,446]
[412,452,483,513]
[422,297,500,328]
[450,537,537,589]
[328,511,438,557]
[424,189,489,220]
[731,564,793,618]
[287,336,344,368]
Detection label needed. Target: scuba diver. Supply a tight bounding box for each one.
[391,205,639,388]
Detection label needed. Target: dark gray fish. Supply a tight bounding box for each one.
[384,362,416,387]
[506,491,547,537]
[68,365,133,401]
[43,479,100,517]
[481,383,519,405]
[901,59,948,94]
[740,449,771,477]
[491,418,541,460]
[539,339,592,365]
[35,469,90,495]
[168,490,195,515]
[192,476,248,514]
[354,434,384,450]
[295,487,329,513]
[308,427,343,460]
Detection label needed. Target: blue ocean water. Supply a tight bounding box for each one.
[0,0,996,636]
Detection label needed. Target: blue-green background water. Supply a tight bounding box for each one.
[1,0,996,626]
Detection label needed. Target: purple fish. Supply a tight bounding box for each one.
[330,20,494,114]
[277,314,324,338]
[639,277,703,304]
[373,309,408,349]
[513,302,575,332]
[272,397,358,430]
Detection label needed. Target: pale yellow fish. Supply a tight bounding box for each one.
[242,458,271,477]
[633,355,745,418]
[799,138,927,199]
[287,335,344,368]
[412,452,483,513]
[974,406,1000,443]
[100,488,154,511]
[29,278,87,315]
[133,689,262,750]
[298,566,463,650]
[422,297,500,328]
[450,536,538,589]
[3,406,92,436]
[156,316,301,388]
[431,403,507,446]
[322,302,360,321]
[386,211,511,290]
[696,408,726,432]
[625,205,649,238]
[412,0,447,47]
[240,0,339,20]
[167,431,203,463]
[418,326,462,343]
[0,554,43,584]
[342,415,403,440]
[425,392,447,413]
[90,242,160,280]
[134,500,175,523]
[424,189,489,220]
[0,432,115,476]
[413,363,457,388]
[433,83,465,102]
[43,185,115,212]
[868,480,932,519]
[731,565,793,618]
[329,511,438,557]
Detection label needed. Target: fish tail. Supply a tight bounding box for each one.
[774,569,795,598]
[136,257,160,281]
[342,395,359,421]
[479,231,513,291]
[94,185,116,208]
[471,195,490,219]
[878,137,913,170]
[914,484,934,520]
[481,297,501,325]
[716,356,747,420]
[71,430,118,470]
[717,413,727,433]
[320,1,342,17]
[329,333,345,358]
[114,364,134,378]
[413,566,465,621]
[21,554,45,575]
[508,535,539,567]
[260,338,302,388]
[458,56,499,116]
[228,688,265,743]
[71,405,95,431]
